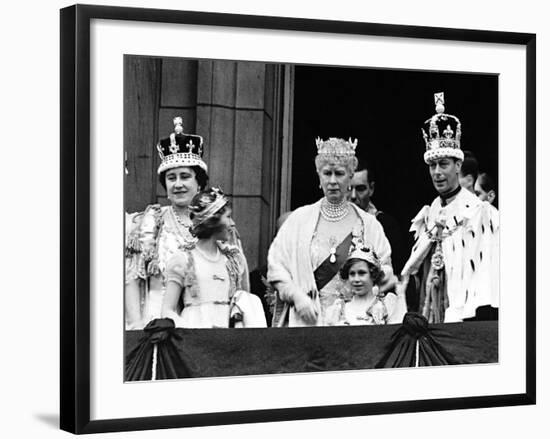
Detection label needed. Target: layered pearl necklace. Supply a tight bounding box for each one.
[320,198,350,222]
[171,206,192,228]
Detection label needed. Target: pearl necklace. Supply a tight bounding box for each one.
[171,206,192,228]
[320,198,350,222]
[194,245,226,281]
[194,244,222,263]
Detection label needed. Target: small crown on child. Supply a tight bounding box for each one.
[189,186,228,226]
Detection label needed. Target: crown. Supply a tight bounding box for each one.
[315,137,358,171]
[348,245,381,270]
[421,92,464,164]
[189,187,228,227]
[316,137,358,156]
[157,117,207,174]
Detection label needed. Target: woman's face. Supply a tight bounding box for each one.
[165,166,200,209]
[318,163,352,204]
[347,260,373,297]
[212,208,235,241]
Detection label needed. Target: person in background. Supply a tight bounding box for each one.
[267,136,403,327]
[350,161,406,277]
[401,92,499,323]
[475,172,497,207]
[458,150,479,193]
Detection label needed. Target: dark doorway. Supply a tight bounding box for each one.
[291,65,499,248]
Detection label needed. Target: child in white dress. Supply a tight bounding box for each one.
[161,187,266,328]
[329,247,398,325]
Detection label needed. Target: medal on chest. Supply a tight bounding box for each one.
[431,240,445,270]
[429,213,448,271]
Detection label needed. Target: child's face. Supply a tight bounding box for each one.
[347,260,373,296]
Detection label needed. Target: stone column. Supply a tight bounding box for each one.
[124,56,161,213]
[196,60,283,270]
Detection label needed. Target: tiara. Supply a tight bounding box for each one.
[348,245,380,269]
[189,187,228,227]
[316,137,358,156]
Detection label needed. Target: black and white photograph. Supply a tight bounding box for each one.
[123,56,500,380]
[51,2,538,435]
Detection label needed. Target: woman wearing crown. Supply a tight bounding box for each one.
[125,117,249,329]
[267,137,405,327]
[160,188,266,328]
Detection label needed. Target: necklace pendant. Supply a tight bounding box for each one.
[329,248,336,263]
[212,274,225,281]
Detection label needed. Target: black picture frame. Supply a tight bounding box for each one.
[60,4,536,434]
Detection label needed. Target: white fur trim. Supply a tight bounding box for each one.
[157,153,207,174]
[424,147,464,164]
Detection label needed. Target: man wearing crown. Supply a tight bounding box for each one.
[401,93,499,323]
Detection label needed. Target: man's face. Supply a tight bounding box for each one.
[350,170,374,210]
[474,178,496,204]
[428,157,461,196]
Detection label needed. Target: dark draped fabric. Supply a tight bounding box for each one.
[375,312,456,368]
[125,317,497,381]
[125,319,197,381]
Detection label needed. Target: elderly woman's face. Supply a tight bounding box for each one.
[165,166,200,208]
[318,163,351,203]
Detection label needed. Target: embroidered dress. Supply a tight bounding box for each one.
[402,188,499,322]
[343,294,397,325]
[164,244,266,328]
[343,297,379,325]
[166,246,235,328]
[125,205,196,326]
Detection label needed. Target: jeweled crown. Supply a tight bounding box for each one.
[316,137,358,156]
[189,187,228,227]
[421,93,464,164]
[157,117,207,174]
[348,245,381,271]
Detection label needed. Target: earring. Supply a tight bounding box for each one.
[319,184,322,189]
[347,185,352,191]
